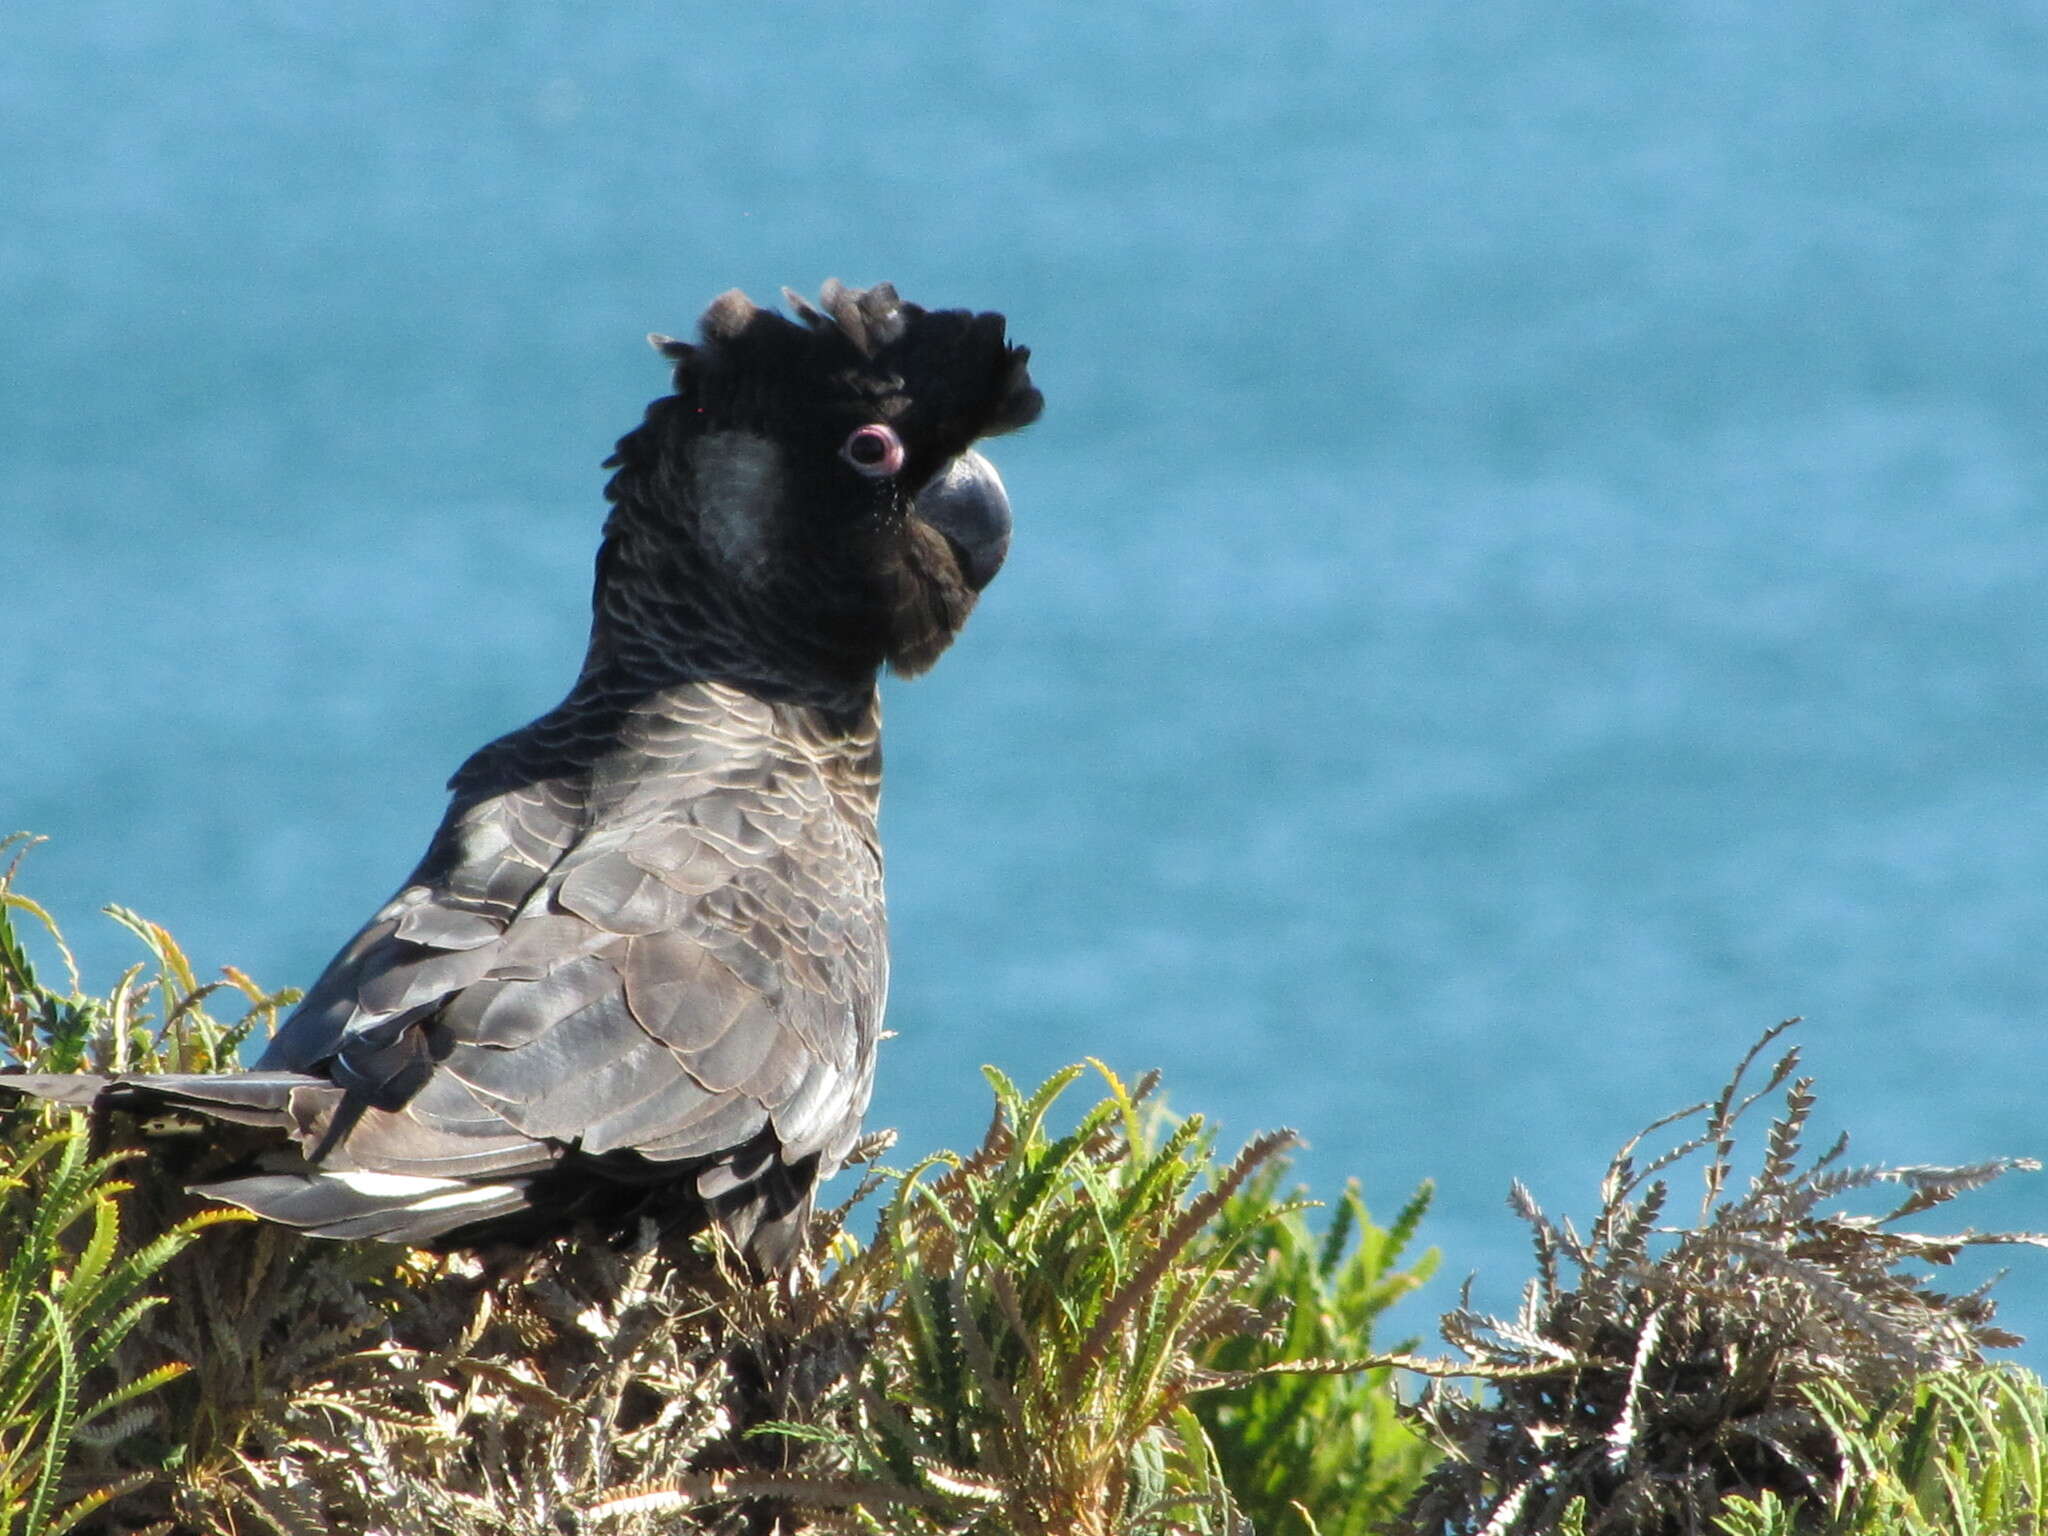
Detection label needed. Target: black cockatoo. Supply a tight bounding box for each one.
[4,281,1040,1269]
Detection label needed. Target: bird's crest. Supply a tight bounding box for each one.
[646,280,1042,459]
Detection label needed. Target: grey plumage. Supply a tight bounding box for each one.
[5,281,1040,1267]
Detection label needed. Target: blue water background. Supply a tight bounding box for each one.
[6,5,2045,1361]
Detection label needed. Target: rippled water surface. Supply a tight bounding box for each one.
[7,4,2045,1357]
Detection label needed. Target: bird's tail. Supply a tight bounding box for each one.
[1,1069,322,1125]
[0,1070,531,1243]
[189,1166,534,1243]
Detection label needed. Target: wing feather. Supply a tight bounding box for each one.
[240,678,883,1251]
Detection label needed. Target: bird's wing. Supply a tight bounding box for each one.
[258,755,590,1078]
[259,707,883,1194]
[432,790,882,1175]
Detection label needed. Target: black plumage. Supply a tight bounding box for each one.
[5,281,1040,1268]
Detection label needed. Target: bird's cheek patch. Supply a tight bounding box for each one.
[691,431,784,584]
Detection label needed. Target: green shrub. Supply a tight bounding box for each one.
[1194,1169,1440,1536]
[0,1119,238,1536]
[1714,1365,2047,1536]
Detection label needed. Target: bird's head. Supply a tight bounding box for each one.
[603,281,1041,684]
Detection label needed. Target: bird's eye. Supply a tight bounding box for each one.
[841,423,906,477]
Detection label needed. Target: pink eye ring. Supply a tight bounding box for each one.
[841,423,906,477]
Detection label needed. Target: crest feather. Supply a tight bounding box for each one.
[699,288,760,342]
[633,282,1040,455]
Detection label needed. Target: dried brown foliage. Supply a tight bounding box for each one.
[53,1151,894,1536]
[1390,1020,2047,1536]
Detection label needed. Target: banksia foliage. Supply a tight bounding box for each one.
[4,846,1383,1534]
[796,1063,1303,1535]
[10,838,2044,1536]
[1720,1366,2048,1535]
[1392,1020,2047,1536]
[1193,1171,1441,1536]
[0,1120,238,1536]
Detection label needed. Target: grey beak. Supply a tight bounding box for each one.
[913,449,1012,592]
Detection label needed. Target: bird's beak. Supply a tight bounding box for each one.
[913,449,1012,592]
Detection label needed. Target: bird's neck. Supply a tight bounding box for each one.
[450,662,882,824]
[445,514,885,808]
[577,513,884,714]
[593,677,884,829]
